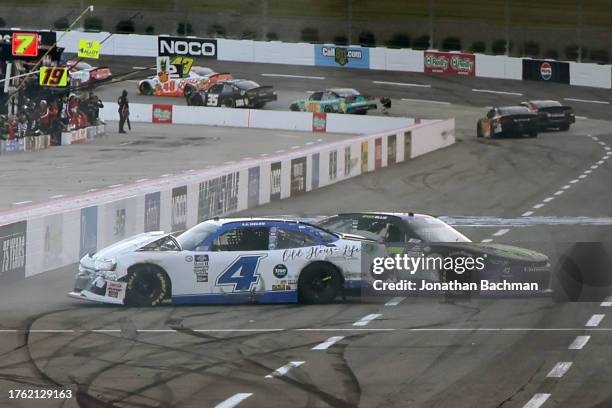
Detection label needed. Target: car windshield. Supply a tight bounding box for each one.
[175,222,219,251]
[499,106,531,115]
[407,217,470,243]
[331,88,359,97]
[192,67,213,76]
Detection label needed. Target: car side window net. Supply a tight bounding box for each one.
[271,227,316,250]
[212,227,270,251]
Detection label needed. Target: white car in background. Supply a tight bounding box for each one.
[69,218,368,306]
[137,66,231,97]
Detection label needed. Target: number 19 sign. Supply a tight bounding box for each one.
[11,32,39,57]
[39,67,68,87]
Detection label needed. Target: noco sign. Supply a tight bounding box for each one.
[157,36,217,58]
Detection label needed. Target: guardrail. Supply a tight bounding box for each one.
[0,118,454,283]
[56,31,612,89]
[0,124,105,155]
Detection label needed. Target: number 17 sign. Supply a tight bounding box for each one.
[12,32,39,57]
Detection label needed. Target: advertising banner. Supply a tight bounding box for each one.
[311,153,320,189]
[43,214,63,269]
[290,157,307,195]
[198,172,240,221]
[312,112,327,132]
[361,141,369,173]
[424,51,475,76]
[0,221,26,283]
[79,206,98,258]
[247,167,260,208]
[375,138,382,169]
[328,150,338,181]
[144,192,161,232]
[388,134,397,164]
[0,30,60,62]
[270,162,282,201]
[404,131,412,159]
[314,45,370,68]
[522,59,570,84]
[77,39,100,59]
[171,186,188,232]
[152,104,173,124]
[158,36,217,59]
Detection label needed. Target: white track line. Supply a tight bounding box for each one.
[585,314,605,327]
[601,296,612,307]
[522,211,534,217]
[522,393,551,408]
[554,190,564,196]
[546,362,573,378]
[568,335,590,350]
[472,88,523,96]
[261,73,324,80]
[533,203,545,209]
[108,184,124,188]
[265,361,304,378]
[401,98,450,105]
[542,197,555,203]
[564,97,610,105]
[492,229,509,237]
[50,194,65,199]
[353,314,381,327]
[385,297,405,306]
[214,393,254,408]
[12,201,32,205]
[135,178,149,182]
[481,238,493,243]
[575,115,588,120]
[569,179,580,184]
[562,184,571,189]
[312,336,344,350]
[374,80,431,88]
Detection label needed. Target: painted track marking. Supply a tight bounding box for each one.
[312,336,344,350]
[601,296,612,307]
[521,211,534,217]
[585,314,605,327]
[353,314,381,327]
[401,98,450,105]
[492,228,509,237]
[472,88,523,96]
[214,393,254,408]
[261,73,325,80]
[522,393,551,408]
[385,297,405,306]
[374,80,431,88]
[265,361,304,378]
[546,362,572,378]
[568,335,590,350]
[564,97,610,105]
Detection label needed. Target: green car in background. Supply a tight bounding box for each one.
[290,88,391,114]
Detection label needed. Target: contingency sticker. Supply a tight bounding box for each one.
[106,281,127,299]
[194,254,209,282]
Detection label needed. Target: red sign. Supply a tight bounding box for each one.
[312,112,327,132]
[424,51,475,76]
[152,104,173,124]
[11,32,39,57]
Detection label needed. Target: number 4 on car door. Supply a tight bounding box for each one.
[216,254,267,292]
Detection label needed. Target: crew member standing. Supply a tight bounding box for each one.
[117,89,129,133]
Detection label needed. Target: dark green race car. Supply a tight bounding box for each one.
[290,88,391,114]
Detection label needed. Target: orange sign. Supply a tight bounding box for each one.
[12,32,39,57]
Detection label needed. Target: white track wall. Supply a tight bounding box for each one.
[55,32,612,88]
[0,118,454,280]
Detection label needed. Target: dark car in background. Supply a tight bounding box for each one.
[186,79,277,109]
[316,212,551,295]
[477,106,539,138]
[520,100,575,131]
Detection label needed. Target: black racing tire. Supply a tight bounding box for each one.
[289,103,300,112]
[323,105,333,113]
[253,101,266,109]
[139,82,152,95]
[476,123,483,138]
[223,98,236,108]
[528,131,538,138]
[125,265,170,307]
[356,110,368,115]
[184,85,195,98]
[298,263,342,304]
[560,123,570,131]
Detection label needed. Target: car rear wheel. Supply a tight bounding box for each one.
[184,85,195,97]
[223,98,236,108]
[139,82,152,95]
[528,131,538,138]
[125,265,169,306]
[560,124,570,131]
[253,101,266,109]
[299,263,342,304]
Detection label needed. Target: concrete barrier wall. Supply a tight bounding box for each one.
[99,103,415,134]
[0,119,455,282]
[55,32,611,88]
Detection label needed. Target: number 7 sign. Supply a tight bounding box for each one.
[12,33,39,57]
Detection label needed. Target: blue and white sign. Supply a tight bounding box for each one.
[314,45,370,68]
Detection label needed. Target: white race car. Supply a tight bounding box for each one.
[137,66,230,97]
[69,218,368,306]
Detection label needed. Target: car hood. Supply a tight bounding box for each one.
[435,242,548,263]
[91,231,170,260]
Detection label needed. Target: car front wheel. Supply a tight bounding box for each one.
[125,265,169,306]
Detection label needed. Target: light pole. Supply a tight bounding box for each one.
[577,0,583,62]
[429,0,434,49]
[504,0,510,56]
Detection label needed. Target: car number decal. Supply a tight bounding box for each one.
[216,254,267,292]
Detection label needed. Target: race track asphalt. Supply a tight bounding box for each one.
[0,58,611,407]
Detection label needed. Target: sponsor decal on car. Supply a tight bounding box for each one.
[106,281,127,299]
[194,254,209,282]
[273,264,288,279]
